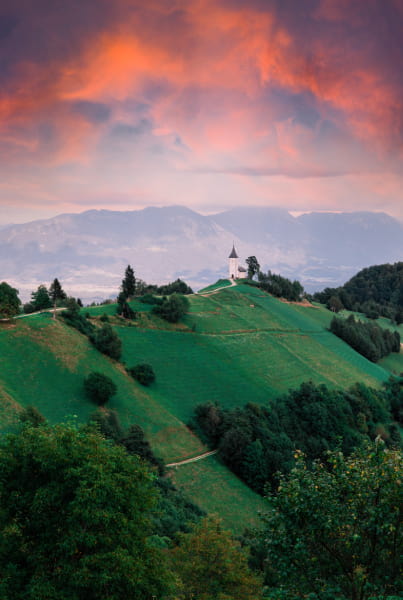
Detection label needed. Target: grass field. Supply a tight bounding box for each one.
[0,282,397,532]
[170,454,267,531]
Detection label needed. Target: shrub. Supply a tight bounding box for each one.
[152,294,189,323]
[127,363,155,386]
[90,323,122,360]
[84,371,117,405]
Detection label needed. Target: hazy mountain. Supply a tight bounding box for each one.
[1,206,402,302]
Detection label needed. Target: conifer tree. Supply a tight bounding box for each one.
[121,265,136,299]
[49,278,66,319]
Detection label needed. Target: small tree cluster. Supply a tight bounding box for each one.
[330,314,400,362]
[152,293,189,323]
[90,323,122,360]
[257,270,304,301]
[127,363,155,386]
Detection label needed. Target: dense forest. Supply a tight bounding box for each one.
[193,379,402,494]
[330,314,400,361]
[314,262,403,321]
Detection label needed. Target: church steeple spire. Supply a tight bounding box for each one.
[228,243,238,259]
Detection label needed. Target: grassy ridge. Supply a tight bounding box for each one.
[0,283,397,531]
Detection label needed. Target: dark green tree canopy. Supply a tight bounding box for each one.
[0,281,21,318]
[0,423,172,600]
[170,515,262,600]
[30,284,52,311]
[121,265,136,299]
[246,256,260,279]
[49,278,66,304]
[262,442,402,600]
[127,363,155,386]
[84,371,117,405]
[90,323,122,360]
[152,293,189,323]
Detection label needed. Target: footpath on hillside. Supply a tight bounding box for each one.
[166,449,218,468]
[197,279,237,296]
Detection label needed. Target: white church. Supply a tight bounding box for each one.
[228,244,247,279]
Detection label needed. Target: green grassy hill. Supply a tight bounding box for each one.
[0,283,398,531]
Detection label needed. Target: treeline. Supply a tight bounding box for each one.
[244,270,304,301]
[314,261,403,321]
[331,314,400,362]
[193,380,402,494]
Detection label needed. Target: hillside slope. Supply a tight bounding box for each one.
[0,284,397,530]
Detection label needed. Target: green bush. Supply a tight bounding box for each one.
[127,363,155,386]
[84,371,117,405]
[152,293,189,323]
[90,323,122,360]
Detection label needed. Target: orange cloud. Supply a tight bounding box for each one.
[0,0,402,173]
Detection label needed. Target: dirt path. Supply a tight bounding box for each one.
[165,449,218,468]
[198,279,237,296]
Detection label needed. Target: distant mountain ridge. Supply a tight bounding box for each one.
[1,206,402,302]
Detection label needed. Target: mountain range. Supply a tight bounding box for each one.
[1,206,402,302]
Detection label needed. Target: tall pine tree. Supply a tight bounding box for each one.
[121,265,136,299]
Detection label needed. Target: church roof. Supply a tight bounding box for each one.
[228,244,238,259]
[238,266,246,272]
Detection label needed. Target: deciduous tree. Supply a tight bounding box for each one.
[0,281,20,319]
[262,441,402,600]
[246,255,260,279]
[170,515,262,599]
[0,423,172,599]
[84,371,117,405]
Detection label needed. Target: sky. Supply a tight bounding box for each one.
[0,0,402,225]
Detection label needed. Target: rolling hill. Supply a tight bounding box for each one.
[0,283,400,531]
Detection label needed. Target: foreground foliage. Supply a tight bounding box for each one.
[0,423,172,599]
[262,441,402,600]
[170,515,262,599]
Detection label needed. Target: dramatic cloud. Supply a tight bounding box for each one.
[0,0,402,223]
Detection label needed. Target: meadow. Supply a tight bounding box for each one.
[0,283,397,531]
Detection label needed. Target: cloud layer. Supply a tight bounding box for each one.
[0,0,402,222]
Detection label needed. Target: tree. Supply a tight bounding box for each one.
[262,441,402,600]
[0,423,172,599]
[90,323,122,360]
[0,281,20,319]
[117,291,136,319]
[121,264,136,299]
[49,278,67,319]
[152,293,189,323]
[327,295,344,312]
[30,284,52,311]
[246,256,260,280]
[127,363,155,386]
[84,371,117,405]
[170,515,262,599]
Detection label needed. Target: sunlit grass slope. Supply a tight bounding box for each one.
[0,313,202,459]
[0,311,265,531]
[118,285,389,427]
[0,283,395,531]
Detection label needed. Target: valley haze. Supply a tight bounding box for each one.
[1,205,403,303]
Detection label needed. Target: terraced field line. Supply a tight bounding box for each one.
[166,449,218,468]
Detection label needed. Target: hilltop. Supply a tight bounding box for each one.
[0,282,401,531]
[1,206,403,301]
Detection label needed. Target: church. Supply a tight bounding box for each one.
[228,244,247,279]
